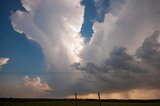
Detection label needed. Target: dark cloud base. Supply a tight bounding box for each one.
[72,30,160,95]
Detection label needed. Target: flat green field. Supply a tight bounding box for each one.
[0,99,160,106]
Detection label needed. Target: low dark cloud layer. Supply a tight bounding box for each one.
[72,30,160,94]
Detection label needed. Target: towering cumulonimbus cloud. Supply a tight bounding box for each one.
[11,0,160,98]
[11,0,85,97]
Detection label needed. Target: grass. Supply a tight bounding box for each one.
[0,98,160,106]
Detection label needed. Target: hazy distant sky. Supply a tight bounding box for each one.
[0,0,160,99]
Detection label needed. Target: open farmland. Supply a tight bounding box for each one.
[0,98,160,106]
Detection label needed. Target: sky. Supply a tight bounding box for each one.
[0,0,160,99]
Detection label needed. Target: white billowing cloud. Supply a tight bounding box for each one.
[81,13,118,64]
[23,75,51,93]
[12,0,85,66]
[0,57,9,70]
[11,0,84,96]
[11,0,84,66]
[81,0,160,64]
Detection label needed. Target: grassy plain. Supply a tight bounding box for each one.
[0,98,160,106]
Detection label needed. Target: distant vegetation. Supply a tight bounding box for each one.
[0,98,160,106]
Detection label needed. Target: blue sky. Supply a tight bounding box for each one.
[0,0,160,99]
[80,0,109,41]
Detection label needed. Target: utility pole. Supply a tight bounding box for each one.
[75,92,78,106]
[98,92,101,106]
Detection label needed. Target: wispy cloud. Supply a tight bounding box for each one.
[0,75,52,98]
[0,57,9,70]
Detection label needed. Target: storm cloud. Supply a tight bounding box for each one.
[10,0,160,98]
[73,30,160,94]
